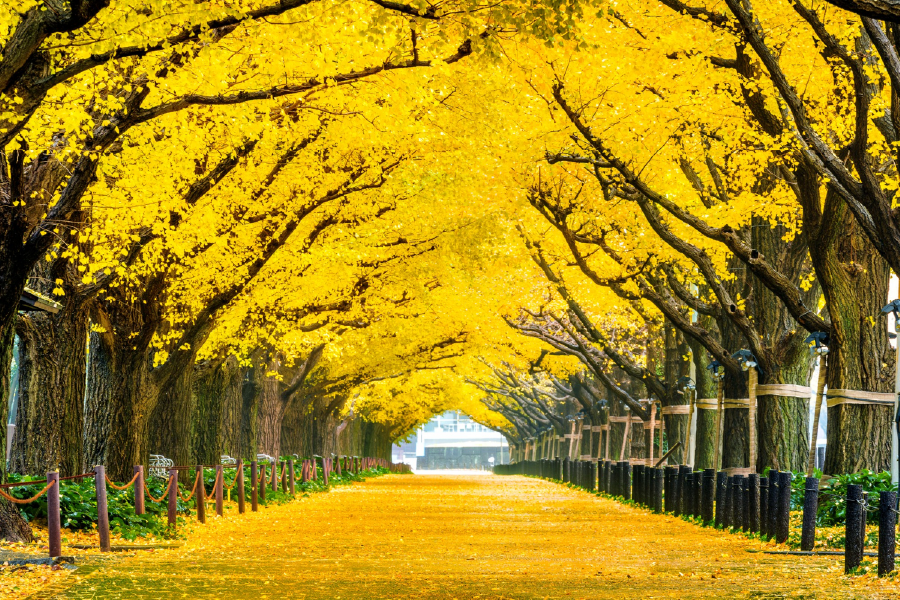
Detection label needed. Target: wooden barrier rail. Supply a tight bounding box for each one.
[4,455,410,559]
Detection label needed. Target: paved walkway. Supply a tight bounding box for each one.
[30,475,899,598]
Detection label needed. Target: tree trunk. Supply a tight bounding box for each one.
[689,331,717,469]
[802,181,894,474]
[240,364,262,461]
[256,362,284,458]
[0,321,32,541]
[191,357,243,465]
[105,351,157,481]
[149,362,194,467]
[83,329,114,469]
[10,297,89,476]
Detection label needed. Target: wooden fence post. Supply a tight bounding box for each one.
[260,464,266,503]
[237,460,246,514]
[134,465,145,515]
[47,471,61,558]
[167,469,178,529]
[195,466,206,524]
[94,466,111,552]
[280,461,287,493]
[288,460,295,495]
[215,465,223,517]
[250,461,258,512]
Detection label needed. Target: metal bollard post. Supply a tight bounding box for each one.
[749,474,760,533]
[777,471,792,544]
[702,469,715,523]
[47,472,61,558]
[215,465,223,517]
[878,490,897,577]
[801,477,819,551]
[237,460,246,514]
[288,460,296,495]
[195,466,206,524]
[167,469,178,530]
[622,462,632,501]
[94,466,111,552]
[845,484,864,573]
[759,476,769,538]
[134,465,145,515]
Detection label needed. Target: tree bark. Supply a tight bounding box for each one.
[804,185,894,474]
[191,357,244,464]
[0,322,32,541]
[149,362,195,467]
[256,357,284,458]
[83,328,114,469]
[10,298,89,476]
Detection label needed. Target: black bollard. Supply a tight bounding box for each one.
[622,462,632,501]
[759,476,769,538]
[563,458,570,483]
[801,477,819,552]
[776,471,792,544]
[742,476,750,532]
[725,475,737,529]
[749,474,760,533]
[588,462,597,492]
[634,465,644,504]
[845,484,864,573]
[714,471,726,527]
[767,470,780,540]
[879,491,897,577]
[679,471,694,517]
[693,472,702,518]
[653,468,664,514]
[664,466,677,513]
[675,465,689,516]
[733,476,744,530]
[688,471,702,517]
[702,469,715,523]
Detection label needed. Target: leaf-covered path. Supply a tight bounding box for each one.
[30,475,900,599]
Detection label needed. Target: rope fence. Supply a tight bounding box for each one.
[2,456,408,559]
[498,458,900,578]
